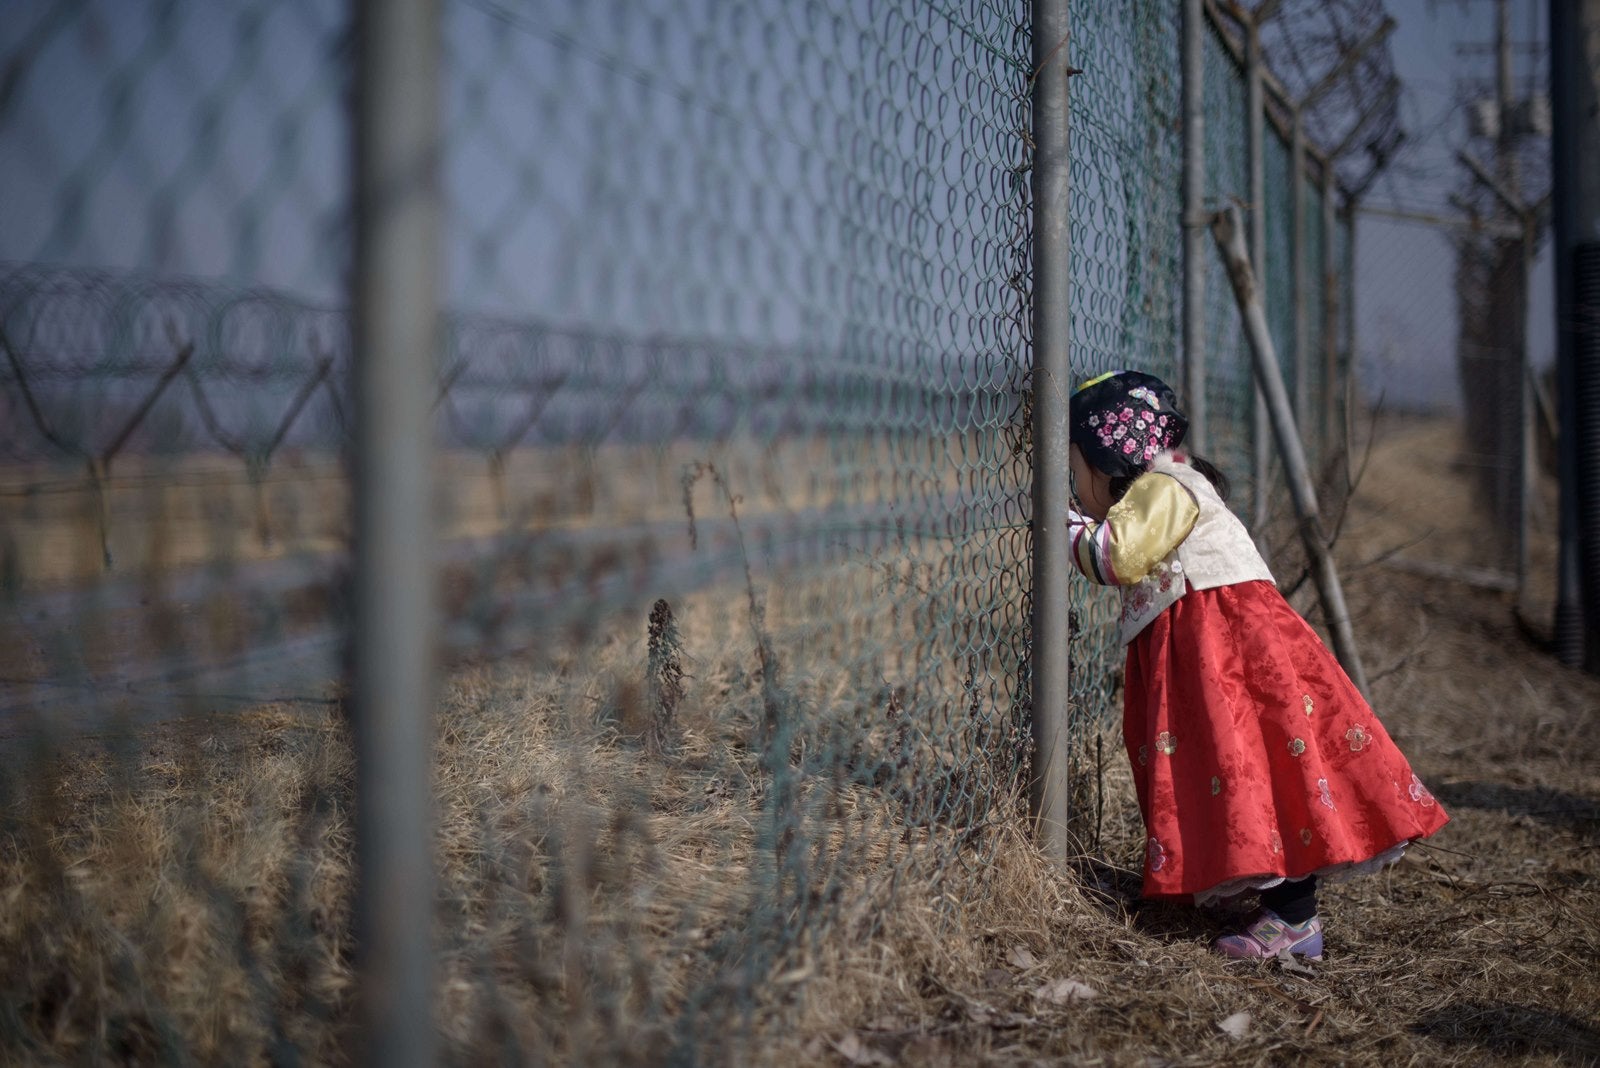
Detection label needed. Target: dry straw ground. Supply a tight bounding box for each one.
[3,415,1598,1065]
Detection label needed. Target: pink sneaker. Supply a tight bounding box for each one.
[1212,908,1324,960]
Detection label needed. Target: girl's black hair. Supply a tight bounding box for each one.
[1108,453,1230,504]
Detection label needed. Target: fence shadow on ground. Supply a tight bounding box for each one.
[1430,781,1600,839]
[1410,1002,1600,1063]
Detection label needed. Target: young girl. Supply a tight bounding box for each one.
[1066,370,1448,959]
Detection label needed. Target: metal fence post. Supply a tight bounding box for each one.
[1343,200,1359,477]
[1245,15,1271,542]
[1182,0,1207,453]
[1291,113,1309,432]
[1029,0,1071,865]
[1321,165,1338,452]
[1519,217,1535,600]
[1551,0,1600,668]
[351,0,441,1064]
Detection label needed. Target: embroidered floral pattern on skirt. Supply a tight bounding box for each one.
[1409,774,1437,807]
[1123,581,1450,902]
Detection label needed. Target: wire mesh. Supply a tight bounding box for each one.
[2,1,1033,1060]
[1337,204,1356,444]
[1303,173,1328,465]
[1061,2,1183,746]
[1263,120,1297,448]
[0,1,1366,1062]
[1200,20,1258,510]
[429,7,1040,1053]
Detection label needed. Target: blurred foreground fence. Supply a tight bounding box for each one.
[1,1,1385,1062]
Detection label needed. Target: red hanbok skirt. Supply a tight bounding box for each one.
[1124,580,1449,904]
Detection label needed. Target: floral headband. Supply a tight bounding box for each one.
[1069,370,1188,478]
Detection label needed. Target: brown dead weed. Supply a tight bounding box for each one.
[3,414,1599,1066]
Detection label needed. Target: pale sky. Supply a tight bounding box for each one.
[1356,0,1552,411]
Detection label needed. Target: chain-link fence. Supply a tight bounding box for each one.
[1,2,1380,1062]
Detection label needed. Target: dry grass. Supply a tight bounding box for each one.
[0,434,968,590]
[768,414,1600,1066]
[4,414,1599,1065]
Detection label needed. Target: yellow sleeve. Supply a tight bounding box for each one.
[1100,473,1199,584]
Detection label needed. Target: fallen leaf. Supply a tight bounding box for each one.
[1033,977,1098,1005]
[1216,1011,1252,1039]
[1275,949,1318,978]
[1008,944,1039,970]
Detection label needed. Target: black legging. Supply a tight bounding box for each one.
[1261,875,1318,924]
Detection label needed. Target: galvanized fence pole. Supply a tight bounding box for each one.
[1245,15,1271,544]
[351,0,441,1064]
[1342,200,1359,485]
[1519,216,1535,599]
[1321,165,1338,452]
[1029,0,1072,864]
[1182,0,1207,453]
[1245,15,1265,284]
[1291,113,1309,431]
[1246,17,1266,297]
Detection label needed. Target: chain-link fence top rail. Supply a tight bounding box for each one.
[0,0,1392,1061]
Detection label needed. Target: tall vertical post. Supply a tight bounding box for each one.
[1291,114,1309,429]
[351,1,440,1064]
[1494,0,1528,607]
[1550,0,1600,668]
[1182,0,1207,453]
[1245,17,1271,544]
[1029,0,1071,864]
[1343,201,1358,474]
[1321,166,1338,452]
[1519,217,1535,598]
